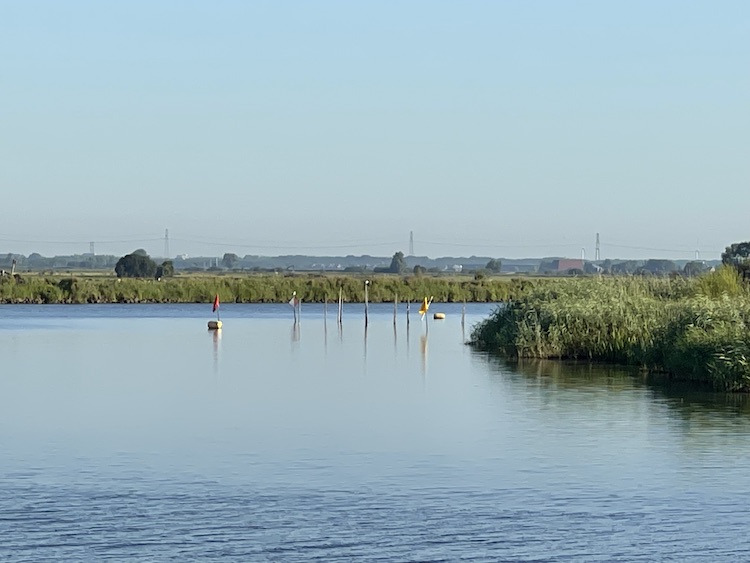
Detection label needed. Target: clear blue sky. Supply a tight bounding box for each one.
[1,1,747,260]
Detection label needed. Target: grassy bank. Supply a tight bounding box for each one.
[0,272,538,305]
[469,267,750,391]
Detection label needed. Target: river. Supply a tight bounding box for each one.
[1,303,749,561]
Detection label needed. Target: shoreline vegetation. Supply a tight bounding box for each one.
[469,266,750,392]
[0,272,535,305]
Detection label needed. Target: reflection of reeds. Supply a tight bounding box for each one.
[477,353,750,436]
[505,357,642,390]
[470,270,750,391]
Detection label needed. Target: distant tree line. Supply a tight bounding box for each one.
[0,247,727,278]
[535,258,711,277]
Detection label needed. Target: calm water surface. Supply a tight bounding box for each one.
[2,303,750,561]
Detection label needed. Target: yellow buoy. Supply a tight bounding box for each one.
[207,320,223,330]
[433,312,445,320]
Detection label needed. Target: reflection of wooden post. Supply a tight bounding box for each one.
[338,287,343,325]
[461,300,466,341]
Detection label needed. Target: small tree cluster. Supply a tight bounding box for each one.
[115,252,156,278]
[156,260,175,279]
[485,258,502,273]
[115,251,174,279]
[389,251,408,274]
[222,253,239,269]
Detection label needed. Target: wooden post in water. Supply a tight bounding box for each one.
[406,300,410,327]
[364,280,370,328]
[324,294,327,324]
[393,293,397,326]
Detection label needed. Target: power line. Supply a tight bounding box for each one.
[0,236,162,245]
[603,242,704,254]
[169,238,404,250]
[0,232,724,258]
[416,240,584,249]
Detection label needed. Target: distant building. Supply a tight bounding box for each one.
[553,259,584,272]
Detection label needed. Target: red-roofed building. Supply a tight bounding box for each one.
[554,259,584,272]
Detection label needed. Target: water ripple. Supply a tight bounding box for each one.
[2,480,749,562]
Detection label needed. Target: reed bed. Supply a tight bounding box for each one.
[470,269,750,391]
[0,273,536,305]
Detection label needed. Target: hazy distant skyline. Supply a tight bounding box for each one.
[2,1,747,260]
[0,230,725,262]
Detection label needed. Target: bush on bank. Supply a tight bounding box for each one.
[469,268,750,391]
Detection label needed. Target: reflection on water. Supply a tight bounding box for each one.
[363,322,368,365]
[503,356,750,412]
[461,301,466,340]
[500,356,643,390]
[211,328,221,373]
[290,321,300,344]
[405,317,410,356]
[478,354,750,438]
[652,379,750,415]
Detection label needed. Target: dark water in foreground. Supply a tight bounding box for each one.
[2,303,750,561]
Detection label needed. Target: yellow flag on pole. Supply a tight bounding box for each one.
[419,297,430,316]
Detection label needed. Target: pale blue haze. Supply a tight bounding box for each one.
[1,1,747,259]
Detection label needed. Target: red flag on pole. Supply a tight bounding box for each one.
[212,294,220,312]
